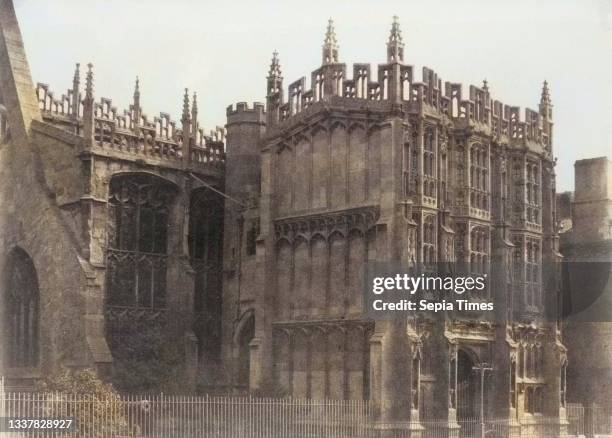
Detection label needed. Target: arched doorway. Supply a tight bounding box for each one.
[235,313,255,391]
[456,349,477,420]
[3,247,40,368]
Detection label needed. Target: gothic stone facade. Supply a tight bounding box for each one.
[0,0,571,431]
[223,18,568,429]
[0,0,225,391]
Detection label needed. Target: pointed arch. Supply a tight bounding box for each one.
[234,310,255,390]
[311,123,330,137]
[3,247,40,368]
[329,120,346,134]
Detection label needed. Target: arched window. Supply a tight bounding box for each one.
[106,174,176,308]
[4,248,39,368]
[189,188,224,363]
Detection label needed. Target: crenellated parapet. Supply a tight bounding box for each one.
[226,102,266,127]
[34,64,225,172]
[265,17,553,155]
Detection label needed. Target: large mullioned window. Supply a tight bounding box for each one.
[469,143,489,211]
[526,161,541,224]
[106,174,176,309]
[423,127,436,198]
[189,189,224,362]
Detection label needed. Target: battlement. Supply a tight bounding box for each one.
[35,64,225,168]
[266,18,553,152]
[226,102,265,125]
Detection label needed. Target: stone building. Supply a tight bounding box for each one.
[0,0,573,432]
[558,157,612,409]
[0,0,225,391]
[222,16,568,432]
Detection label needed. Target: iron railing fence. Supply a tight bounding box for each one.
[0,390,606,438]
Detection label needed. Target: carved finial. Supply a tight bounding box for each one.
[134,76,140,100]
[322,18,339,65]
[483,79,489,93]
[191,92,199,136]
[85,63,94,99]
[70,63,81,119]
[541,80,551,104]
[387,15,404,63]
[73,63,80,87]
[132,76,141,125]
[268,50,282,79]
[182,88,190,121]
[267,51,283,101]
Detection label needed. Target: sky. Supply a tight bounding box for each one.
[14,0,612,191]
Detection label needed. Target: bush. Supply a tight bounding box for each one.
[36,368,129,436]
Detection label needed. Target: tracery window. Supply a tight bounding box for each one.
[423,215,436,268]
[189,189,224,361]
[469,143,489,210]
[526,386,544,414]
[106,174,176,309]
[526,161,541,224]
[3,248,39,368]
[469,226,488,275]
[423,128,436,198]
[526,238,541,308]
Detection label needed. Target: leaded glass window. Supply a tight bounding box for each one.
[106,174,176,309]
